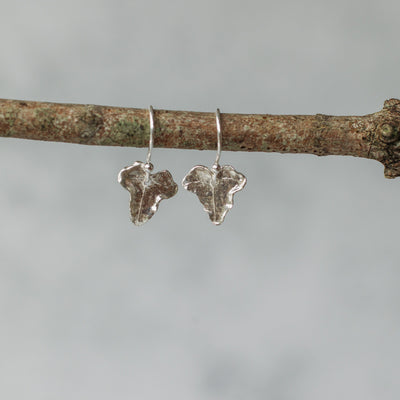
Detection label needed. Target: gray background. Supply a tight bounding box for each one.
[0,0,400,399]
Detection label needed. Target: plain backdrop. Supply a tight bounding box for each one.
[1,1,400,399]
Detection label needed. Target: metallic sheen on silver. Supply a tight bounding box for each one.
[118,106,178,225]
[213,108,222,169]
[146,105,154,166]
[118,162,178,226]
[182,108,247,225]
[182,164,246,225]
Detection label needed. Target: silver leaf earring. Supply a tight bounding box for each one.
[118,106,178,225]
[182,108,247,225]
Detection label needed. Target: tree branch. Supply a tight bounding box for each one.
[1,98,400,178]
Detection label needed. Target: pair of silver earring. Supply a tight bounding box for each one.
[118,106,247,226]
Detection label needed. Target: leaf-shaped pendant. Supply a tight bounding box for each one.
[118,162,178,225]
[182,164,246,225]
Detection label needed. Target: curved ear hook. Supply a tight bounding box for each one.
[145,105,155,168]
[182,106,246,225]
[212,108,222,169]
[118,104,178,225]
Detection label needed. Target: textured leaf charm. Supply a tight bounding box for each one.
[182,165,246,225]
[118,162,178,225]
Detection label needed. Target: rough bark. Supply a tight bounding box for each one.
[1,98,400,178]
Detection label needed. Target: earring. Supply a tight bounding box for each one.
[118,106,178,225]
[182,108,246,225]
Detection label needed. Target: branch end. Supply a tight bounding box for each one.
[370,99,400,179]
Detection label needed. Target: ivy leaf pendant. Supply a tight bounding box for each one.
[182,164,246,225]
[118,162,178,225]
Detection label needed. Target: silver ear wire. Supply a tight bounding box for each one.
[145,105,155,169]
[118,104,178,225]
[213,108,222,169]
[182,106,247,225]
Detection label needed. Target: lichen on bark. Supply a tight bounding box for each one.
[1,98,400,178]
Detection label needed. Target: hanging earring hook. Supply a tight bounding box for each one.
[145,105,154,169]
[213,108,222,169]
